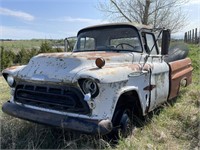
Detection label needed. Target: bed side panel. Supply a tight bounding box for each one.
[168,58,193,100]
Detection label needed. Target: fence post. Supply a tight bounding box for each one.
[185,28,199,44]
[195,28,198,44]
[189,30,192,43]
[184,32,187,43]
[199,28,200,44]
[192,29,194,43]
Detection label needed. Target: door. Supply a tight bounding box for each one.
[143,32,170,111]
[149,59,170,111]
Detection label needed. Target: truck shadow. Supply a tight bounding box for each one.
[1,115,110,149]
[136,87,188,128]
[134,97,179,128]
[1,93,185,149]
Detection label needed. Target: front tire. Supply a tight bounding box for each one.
[119,110,132,137]
[108,107,134,141]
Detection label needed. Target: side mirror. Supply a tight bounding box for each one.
[161,29,171,55]
[64,36,77,52]
[64,38,69,52]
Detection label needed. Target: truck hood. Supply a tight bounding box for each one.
[16,51,135,83]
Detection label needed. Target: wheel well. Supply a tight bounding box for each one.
[115,90,143,118]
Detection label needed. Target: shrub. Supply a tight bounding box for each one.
[0,46,15,71]
[15,47,30,65]
[39,41,52,53]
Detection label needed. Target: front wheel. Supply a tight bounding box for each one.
[119,110,133,137]
[108,107,135,141]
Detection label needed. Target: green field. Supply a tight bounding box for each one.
[0,39,64,52]
[0,44,199,149]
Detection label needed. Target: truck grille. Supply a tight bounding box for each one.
[14,84,90,114]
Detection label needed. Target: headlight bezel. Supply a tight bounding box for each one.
[5,74,16,87]
[78,78,99,98]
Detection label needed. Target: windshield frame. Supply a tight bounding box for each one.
[73,25,143,53]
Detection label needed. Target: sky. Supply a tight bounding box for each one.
[0,0,200,40]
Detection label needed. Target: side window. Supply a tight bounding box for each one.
[79,37,95,50]
[144,33,158,55]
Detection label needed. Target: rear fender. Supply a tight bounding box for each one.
[168,58,193,100]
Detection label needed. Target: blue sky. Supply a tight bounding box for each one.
[0,0,200,39]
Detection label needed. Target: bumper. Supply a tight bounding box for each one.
[2,101,112,135]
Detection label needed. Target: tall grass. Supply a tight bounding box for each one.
[116,44,200,150]
[0,44,199,149]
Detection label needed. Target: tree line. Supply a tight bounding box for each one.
[0,41,63,71]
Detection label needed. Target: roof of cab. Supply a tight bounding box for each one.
[77,22,154,35]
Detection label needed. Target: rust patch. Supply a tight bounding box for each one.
[57,53,65,58]
[5,66,20,71]
[143,64,152,71]
[87,57,97,60]
[127,63,152,72]
[127,64,141,71]
[39,51,127,61]
[168,58,193,100]
[39,53,68,58]
[73,51,126,58]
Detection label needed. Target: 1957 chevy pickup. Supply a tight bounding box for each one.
[2,23,192,138]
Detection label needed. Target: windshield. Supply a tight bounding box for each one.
[73,26,142,52]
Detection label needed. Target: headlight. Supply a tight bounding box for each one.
[7,75,15,87]
[79,79,99,98]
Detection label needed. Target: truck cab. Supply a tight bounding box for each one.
[2,23,193,137]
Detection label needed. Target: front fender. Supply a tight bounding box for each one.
[75,64,141,83]
[113,72,151,116]
[2,65,26,80]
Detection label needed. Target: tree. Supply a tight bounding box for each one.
[98,0,188,32]
[39,41,52,53]
[15,47,30,65]
[29,48,39,58]
[0,46,15,71]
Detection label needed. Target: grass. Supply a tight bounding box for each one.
[0,44,199,149]
[0,39,64,52]
[0,76,10,111]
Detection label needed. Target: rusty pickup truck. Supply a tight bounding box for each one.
[2,23,193,138]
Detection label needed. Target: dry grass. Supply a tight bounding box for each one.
[0,44,199,149]
[0,76,10,113]
[116,86,199,150]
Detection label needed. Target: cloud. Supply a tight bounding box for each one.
[50,16,109,25]
[0,26,76,39]
[63,17,107,24]
[188,0,200,4]
[0,26,49,39]
[0,7,35,21]
[184,0,200,5]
